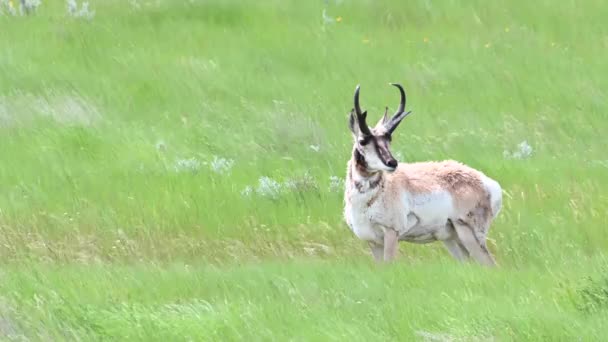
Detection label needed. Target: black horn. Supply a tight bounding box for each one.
[354,85,362,116]
[353,84,372,136]
[391,83,406,117]
[386,83,412,134]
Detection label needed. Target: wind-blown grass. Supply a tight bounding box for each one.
[1,0,607,340]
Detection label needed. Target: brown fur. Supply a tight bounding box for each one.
[386,160,490,216]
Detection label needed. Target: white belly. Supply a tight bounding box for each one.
[399,191,456,243]
[345,204,381,242]
[345,190,458,244]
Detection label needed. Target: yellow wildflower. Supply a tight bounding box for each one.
[336,16,342,23]
[362,38,370,44]
[485,43,491,48]
[423,37,429,43]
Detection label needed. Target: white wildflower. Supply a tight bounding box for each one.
[67,0,94,19]
[283,172,317,193]
[20,0,41,14]
[79,2,94,19]
[283,179,297,191]
[309,145,320,152]
[240,186,253,197]
[329,175,343,193]
[209,156,234,174]
[516,140,533,158]
[1,0,18,16]
[504,140,533,159]
[256,176,282,199]
[243,173,321,199]
[66,0,76,13]
[174,157,201,173]
[322,9,333,24]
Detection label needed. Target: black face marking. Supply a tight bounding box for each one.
[373,138,395,167]
[358,136,372,146]
[353,149,368,170]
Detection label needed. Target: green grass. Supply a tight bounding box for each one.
[1,0,607,340]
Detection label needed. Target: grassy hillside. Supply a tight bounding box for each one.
[1,0,607,340]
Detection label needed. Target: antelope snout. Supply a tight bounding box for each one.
[386,158,398,169]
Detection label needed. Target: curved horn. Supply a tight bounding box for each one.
[387,83,412,134]
[354,85,363,115]
[353,84,372,135]
[390,83,406,117]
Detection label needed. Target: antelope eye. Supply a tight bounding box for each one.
[358,137,371,146]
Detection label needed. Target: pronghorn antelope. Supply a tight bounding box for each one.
[343,83,502,265]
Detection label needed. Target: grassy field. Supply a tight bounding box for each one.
[1,0,608,340]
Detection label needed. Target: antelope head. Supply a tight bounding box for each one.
[348,83,412,173]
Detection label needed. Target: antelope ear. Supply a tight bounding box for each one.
[348,109,371,138]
